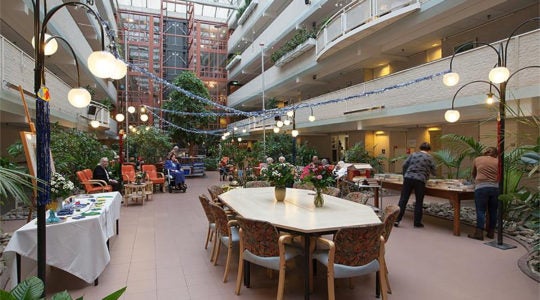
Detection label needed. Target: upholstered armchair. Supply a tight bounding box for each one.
[313,223,388,300]
[234,216,302,300]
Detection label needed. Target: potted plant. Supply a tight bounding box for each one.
[262,162,295,201]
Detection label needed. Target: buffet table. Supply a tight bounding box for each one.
[219,187,381,299]
[377,177,474,236]
[4,192,122,287]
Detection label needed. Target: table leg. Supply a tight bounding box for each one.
[116,219,119,235]
[304,233,310,300]
[16,253,21,284]
[94,277,98,286]
[451,197,461,236]
[243,261,250,287]
[374,187,379,208]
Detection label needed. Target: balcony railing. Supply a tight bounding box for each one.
[316,0,421,59]
[0,35,113,130]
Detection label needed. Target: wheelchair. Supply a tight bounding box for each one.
[165,168,187,193]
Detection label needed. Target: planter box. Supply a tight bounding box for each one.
[237,0,258,25]
[274,38,316,67]
[225,55,241,70]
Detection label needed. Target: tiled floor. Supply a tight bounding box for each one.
[4,171,538,299]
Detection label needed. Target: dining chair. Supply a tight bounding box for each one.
[142,164,165,192]
[322,186,341,197]
[121,164,136,183]
[234,216,302,300]
[380,205,400,294]
[198,194,216,257]
[292,182,315,191]
[209,202,239,282]
[343,191,370,204]
[244,180,271,188]
[207,184,224,201]
[313,223,388,300]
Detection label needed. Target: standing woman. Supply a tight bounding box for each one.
[394,142,436,228]
[468,147,499,240]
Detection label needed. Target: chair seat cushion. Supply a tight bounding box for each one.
[220,226,240,246]
[313,250,379,278]
[243,245,302,271]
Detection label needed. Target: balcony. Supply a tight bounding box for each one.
[274,38,316,67]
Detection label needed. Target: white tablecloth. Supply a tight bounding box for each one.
[4,192,121,286]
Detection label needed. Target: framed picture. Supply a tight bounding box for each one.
[20,131,55,177]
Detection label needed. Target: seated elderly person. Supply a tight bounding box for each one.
[164,153,186,189]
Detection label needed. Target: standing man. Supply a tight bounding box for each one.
[468,147,499,240]
[394,142,436,228]
[93,157,120,191]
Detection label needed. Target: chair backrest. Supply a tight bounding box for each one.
[322,186,340,197]
[76,170,88,183]
[142,164,157,178]
[122,164,136,181]
[245,181,271,188]
[292,182,315,191]
[235,216,280,257]
[209,202,230,236]
[207,185,224,200]
[333,223,384,266]
[76,170,96,193]
[343,192,369,204]
[83,169,93,180]
[381,205,400,242]
[199,194,215,223]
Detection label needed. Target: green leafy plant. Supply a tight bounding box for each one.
[262,163,295,188]
[163,71,215,156]
[124,126,172,164]
[270,28,317,63]
[0,276,126,299]
[344,142,385,174]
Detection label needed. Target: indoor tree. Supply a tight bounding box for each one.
[124,126,172,164]
[163,71,215,156]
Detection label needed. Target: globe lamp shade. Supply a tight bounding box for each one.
[287,110,294,117]
[88,51,115,78]
[32,34,58,56]
[110,58,128,80]
[127,106,136,114]
[115,113,125,122]
[442,72,460,87]
[292,129,299,137]
[140,113,149,122]
[444,109,461,123]
[488,67,510,84]
[283,119,291,126]
[90,120,100,128]
[68,87,91,108]
[308,115,316,122]
[273,127,280,133]
[276,120,284,128]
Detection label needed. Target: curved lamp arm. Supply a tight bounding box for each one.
[505,65,540,84]
[503,17,539,66]
[45,35,82,87]
[449,80,501,109]
[447,42,502,71]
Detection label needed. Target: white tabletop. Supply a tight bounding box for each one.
[218,187,381,234]
[4,192,122,285]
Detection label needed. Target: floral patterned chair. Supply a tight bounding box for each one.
[234,216,302,300]
[244,180,271,188]
[207,185,224,201]
[313,223,388,300]
[198,194,216,255]
[343,191,370,204]
[292,181,315,191]
[322,186,341,197]
[380,205,400,294]
[209,202,239,283]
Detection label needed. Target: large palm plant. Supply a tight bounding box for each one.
[432,134,485,179]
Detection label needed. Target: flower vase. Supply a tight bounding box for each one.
[274,186,286,202]
[314,188,324,207]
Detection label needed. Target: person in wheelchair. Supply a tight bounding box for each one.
[164,153,187,191]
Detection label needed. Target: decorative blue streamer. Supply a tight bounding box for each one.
[102,24,450,136]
